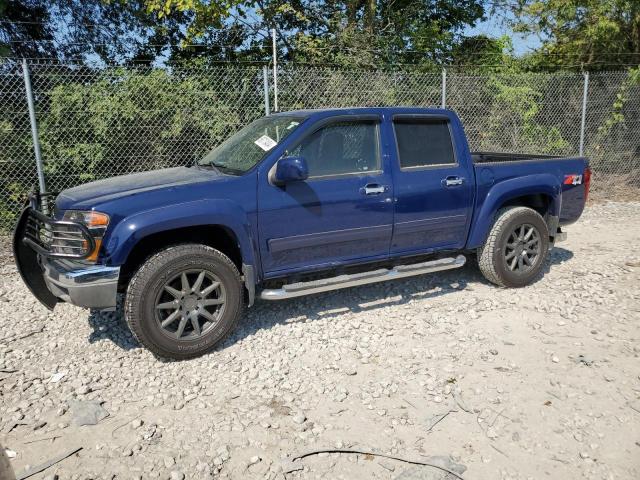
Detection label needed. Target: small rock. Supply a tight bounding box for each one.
[169,471,185,480]
[344,367,357,376]
[576,354,594,366]
[131,419,143,429]
[33,420,47,431]
[249,455,261,465]
[4,448,16,458]
[69,400,109,426]
[75,385,91,395]
[551,356,560,363]
[292,413,306,424]
[48,371,67,383]
[334,391,348,402]
[217,445,230,461]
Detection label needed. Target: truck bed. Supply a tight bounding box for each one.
[471,152,588,230]
[472,151,562,164]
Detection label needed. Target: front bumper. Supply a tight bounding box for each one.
[13,206,119,310]
[41,258,120,309]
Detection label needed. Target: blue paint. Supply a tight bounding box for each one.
[272,156,309,184]
[54,107,588,287]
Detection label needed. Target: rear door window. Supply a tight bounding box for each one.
[393,118,456,168]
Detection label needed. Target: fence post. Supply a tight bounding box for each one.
[263,65,270,116]
[271,28,279,112]
[22,58,48,213]
[579,72,589,157]
[441,68,447,109]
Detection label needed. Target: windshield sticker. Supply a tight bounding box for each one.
[254,135,278,151]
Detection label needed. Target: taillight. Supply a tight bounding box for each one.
[583,166,592,203]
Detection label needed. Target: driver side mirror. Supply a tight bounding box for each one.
[272,156,309,185]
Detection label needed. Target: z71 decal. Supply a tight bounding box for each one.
[564,174,583,185]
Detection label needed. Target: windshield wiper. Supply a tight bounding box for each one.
[195,163,217,171]
[209,162,244,175]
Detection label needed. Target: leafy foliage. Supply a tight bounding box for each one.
[483,75,569,153]
[510,0,640,71]
[598,66,640,135]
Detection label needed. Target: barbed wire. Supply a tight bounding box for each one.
[1,56,638,71]
[3,19,640,58]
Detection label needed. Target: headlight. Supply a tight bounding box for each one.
[63,210,110,229]
[62,210,110,262]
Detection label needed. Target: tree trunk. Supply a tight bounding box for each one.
[365,0,376,32]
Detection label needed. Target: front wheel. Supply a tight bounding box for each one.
[124,244,244,360]
[477,206,550,288]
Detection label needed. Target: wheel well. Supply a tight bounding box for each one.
[117,225,242,293]
[500,194,552,219]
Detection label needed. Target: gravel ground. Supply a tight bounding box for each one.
[1,201,639,480]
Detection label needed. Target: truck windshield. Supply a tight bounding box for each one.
[198,115,304,175]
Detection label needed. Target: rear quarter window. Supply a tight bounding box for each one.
[393,118,456,168]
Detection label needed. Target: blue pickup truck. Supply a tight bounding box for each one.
[14,108,590,359]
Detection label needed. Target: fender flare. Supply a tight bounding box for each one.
[467,173,561,249]
[103,199,257,270]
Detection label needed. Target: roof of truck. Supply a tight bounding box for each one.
[272,107,450,118]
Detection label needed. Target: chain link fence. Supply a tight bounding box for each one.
[1,58,638,230]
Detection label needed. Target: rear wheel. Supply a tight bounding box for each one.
[477,206,549,288]
[125,244,244,360]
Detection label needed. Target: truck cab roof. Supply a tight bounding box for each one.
[272,107,451,119]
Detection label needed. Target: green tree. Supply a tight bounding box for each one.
[0,0,221,64]
[142,0,487,68]
[0,0,55,57]
[482,74,569,153]
[509,0,640,71]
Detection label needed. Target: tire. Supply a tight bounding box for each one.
[477,206,550,288]
[124,244,244,360]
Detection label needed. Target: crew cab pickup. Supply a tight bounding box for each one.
[14,108,590,359]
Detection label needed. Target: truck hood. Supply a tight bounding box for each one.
[56,166,220,210]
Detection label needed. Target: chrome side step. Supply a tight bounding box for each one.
[259,255,466,301]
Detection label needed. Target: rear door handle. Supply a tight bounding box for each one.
[361,184,388,195]
[442,176,464,187]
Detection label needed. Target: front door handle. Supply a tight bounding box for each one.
[361,184,387,195]
[442,176,464,187]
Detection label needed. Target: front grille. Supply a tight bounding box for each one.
[23,208,95,259]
